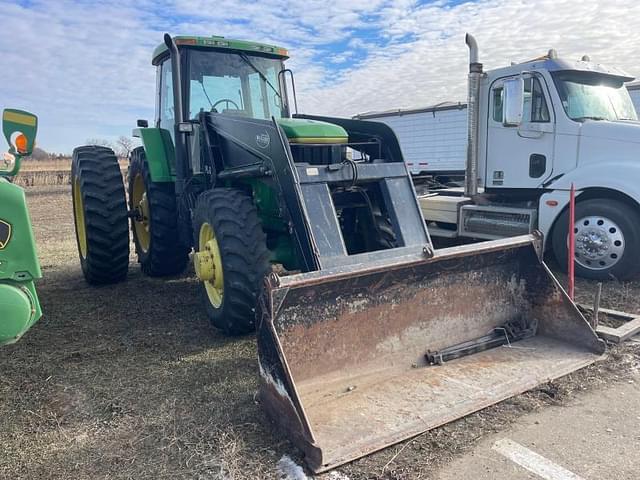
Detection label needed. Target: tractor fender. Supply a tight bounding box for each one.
[132,128,176,182]
[538,161,640,250]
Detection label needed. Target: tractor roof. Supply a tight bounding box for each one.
[152,35,289,64]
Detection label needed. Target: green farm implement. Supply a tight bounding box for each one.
[0,108,41,345]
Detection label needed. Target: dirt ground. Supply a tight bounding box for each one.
[1,185,639,480]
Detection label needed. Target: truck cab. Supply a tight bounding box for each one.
[480,53,637,191]
[421,37,640,280]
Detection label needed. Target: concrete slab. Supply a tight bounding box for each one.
[436,376,640,480]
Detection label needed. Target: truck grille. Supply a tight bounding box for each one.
[460,205,536,240]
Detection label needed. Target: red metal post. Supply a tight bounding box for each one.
[568,183,576,300]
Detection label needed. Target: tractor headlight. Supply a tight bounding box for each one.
[178,122,193,133]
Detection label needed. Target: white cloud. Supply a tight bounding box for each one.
[0,0,639,152]
[301,0,640,117]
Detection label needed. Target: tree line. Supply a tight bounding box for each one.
[26,136,137,161]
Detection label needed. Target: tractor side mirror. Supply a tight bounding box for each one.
[1,109,38,176]
[137,119,149,128]
[502,77,524,127]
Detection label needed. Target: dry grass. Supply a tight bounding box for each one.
[1,186,639,480]
[21,158,127,172]
[21,159,72,171]
[16,159,126,188]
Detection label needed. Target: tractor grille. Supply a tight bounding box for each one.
[290,144,345,165]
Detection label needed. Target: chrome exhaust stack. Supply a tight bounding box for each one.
[465,33,482,197]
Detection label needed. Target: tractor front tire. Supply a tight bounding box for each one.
[365,205,396,251]
[71,146,129,284]
[192,188,270,335]
[128,148,189,276]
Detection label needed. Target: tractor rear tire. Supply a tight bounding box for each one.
[71,145,129,284]
[192,188,270,335]
[128,148,189,276]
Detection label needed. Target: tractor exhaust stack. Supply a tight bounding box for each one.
[257,234,605,473]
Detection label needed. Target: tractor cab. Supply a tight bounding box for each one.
[151,36,290,128]
[148,35,348,148]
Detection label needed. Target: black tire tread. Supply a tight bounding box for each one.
[193,188,270,335]
[128,148,189,276]
[71,145,129,284]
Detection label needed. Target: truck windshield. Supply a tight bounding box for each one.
[552,71,637,122]
[188,49,286,120]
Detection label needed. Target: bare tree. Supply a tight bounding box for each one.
[85,138,114,149]
[29,147,50,161]
[115,136,135,159]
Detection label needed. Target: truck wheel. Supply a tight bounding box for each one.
[192,188,270,335]
[552,198,640,280]
[128,148,189,276]
[71,146,129,284]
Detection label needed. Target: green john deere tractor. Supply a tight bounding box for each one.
[71,34,604,472]
[0,108,41,345]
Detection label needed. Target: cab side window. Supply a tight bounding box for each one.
[492,78,550,124]
[492,87,504,122]
[159,59,175,135]
[524,77,550,122]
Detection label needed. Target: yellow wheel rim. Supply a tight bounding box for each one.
[72,177,88,258]
[132,174,150,252]
[195,222,224,308]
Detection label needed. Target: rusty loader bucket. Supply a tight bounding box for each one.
[257,234,605,473]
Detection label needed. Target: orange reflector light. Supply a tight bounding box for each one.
[15,133,28,154]
[545,200,559,207]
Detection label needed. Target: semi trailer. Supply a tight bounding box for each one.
[415,35,640,280]
[354,102,467,178]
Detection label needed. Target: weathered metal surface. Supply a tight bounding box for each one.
[256,234,605,473]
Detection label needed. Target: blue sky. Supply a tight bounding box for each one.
[1,0,639,153]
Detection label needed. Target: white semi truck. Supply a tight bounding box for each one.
[404,35,640,280]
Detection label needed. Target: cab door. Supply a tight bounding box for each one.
[485,75,555,189]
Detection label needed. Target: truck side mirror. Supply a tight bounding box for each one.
[137,119,149,128]
[1,109,38,176]
[503,78,524,127]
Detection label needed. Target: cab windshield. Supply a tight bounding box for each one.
[552,71,637,122]
[187,49,286,120]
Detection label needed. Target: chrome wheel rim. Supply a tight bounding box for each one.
[572,215,625,270]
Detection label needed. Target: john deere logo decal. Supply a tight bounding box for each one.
[0,220,11,249]
[256,132,270,149]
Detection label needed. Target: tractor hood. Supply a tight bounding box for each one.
[277,118,348,144]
